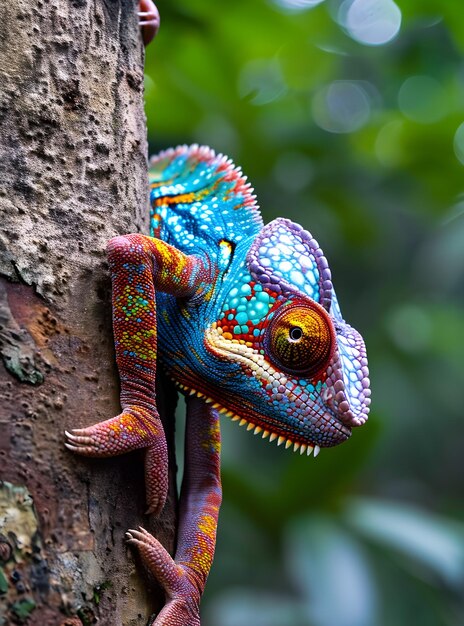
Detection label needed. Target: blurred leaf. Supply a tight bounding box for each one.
[345,498,464,589]
[205,589,307,626]
[286,514,378,626]
[144,2,464,623]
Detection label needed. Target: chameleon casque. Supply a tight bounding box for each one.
[65,145,370,625]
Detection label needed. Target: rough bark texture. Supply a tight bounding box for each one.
[0,1,176,624]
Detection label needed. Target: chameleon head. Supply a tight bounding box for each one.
[203,217,370,452]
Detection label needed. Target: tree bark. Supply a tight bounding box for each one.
[0,1,175,624]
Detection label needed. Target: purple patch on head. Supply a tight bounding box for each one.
[247,218,333,309]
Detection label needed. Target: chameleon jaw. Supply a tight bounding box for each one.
[199,324,352,448]
[175,381,321,457]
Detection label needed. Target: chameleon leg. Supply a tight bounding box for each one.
[138,0,160,47]
[65,234,211,515]
[127,397,222,625]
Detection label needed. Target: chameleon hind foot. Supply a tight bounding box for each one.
[65,407,168,515]
[126,527,201,626]
[124,398,221,625]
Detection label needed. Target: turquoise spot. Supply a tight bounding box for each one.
[256,291,270,303]
[237,304,246,312]
[240,284,252,296]
[236,312,248,324]
[254,301,267,315]
[253,329,261,337]
[230,297,239,309]
[241,325,248,333]
[234,325,241,335]
[227,314,234,321]
[229,288,239,298]
[254,284,263,291]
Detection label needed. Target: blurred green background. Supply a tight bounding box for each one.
[145,1,464,624]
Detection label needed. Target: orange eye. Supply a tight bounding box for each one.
[265,301,335,378]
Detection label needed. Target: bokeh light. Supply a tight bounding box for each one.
[340,0,402,46]
[398,75,447,124]
[273,0,326,12]
[386,305,432,353]
[312,81,371,133]
[238,59,287,106]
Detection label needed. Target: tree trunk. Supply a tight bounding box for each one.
[0,1,175,624]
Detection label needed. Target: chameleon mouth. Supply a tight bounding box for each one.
[175,381,325,457]
[198,325,352,450]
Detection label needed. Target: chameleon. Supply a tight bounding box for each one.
[65,145,371,625]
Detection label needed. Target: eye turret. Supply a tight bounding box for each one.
[264,301,335,379]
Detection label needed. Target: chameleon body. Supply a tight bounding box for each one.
[65,145,370,625]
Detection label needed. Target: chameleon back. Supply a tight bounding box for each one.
[149,145,263,261]
[148,145,263,393]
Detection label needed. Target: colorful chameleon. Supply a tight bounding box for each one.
[65,145,370,625]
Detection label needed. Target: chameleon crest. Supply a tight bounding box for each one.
[66,145,370,626]
[151,145,370,453]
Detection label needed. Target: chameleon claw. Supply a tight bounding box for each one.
[127,527,156,544]
[145,498,166,518]
[126,529,141,543]
[66,427,87,434]
[138,0,160,46]
[64,442,100,455]
[65,431,93,445]
[65,429,88,441]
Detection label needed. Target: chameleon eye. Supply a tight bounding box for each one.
[265,302,335,378]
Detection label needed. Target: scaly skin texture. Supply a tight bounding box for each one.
[138,0,160,47]
[66,145,370,624]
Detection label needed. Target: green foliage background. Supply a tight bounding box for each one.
[145,2,464,624]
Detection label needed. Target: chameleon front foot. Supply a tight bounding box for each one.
[126,527,201,626]
[138,0,160,47]
[65,408,168,515]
